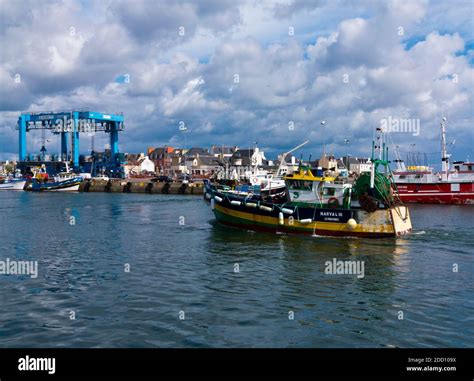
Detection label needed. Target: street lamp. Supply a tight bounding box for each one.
[344,139,350,167]
[180,126,188,175]
[321,120,326,157]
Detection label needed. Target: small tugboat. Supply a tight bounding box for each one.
[28,163,83,192]
[210,136,412,238]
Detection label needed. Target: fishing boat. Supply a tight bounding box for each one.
[30,172,83,192]
[0,175,26,190]
[210,137,412,238]
[204,141,308,202]
[392,117,474,204]
[28,163,83,192]
[247,171,287,197]
[204,177,286,200]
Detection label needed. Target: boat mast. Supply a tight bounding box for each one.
[441,116,449,180]
[394,145,406,171]
[370,127,389,188]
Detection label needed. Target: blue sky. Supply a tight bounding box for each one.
[0,0,473,167]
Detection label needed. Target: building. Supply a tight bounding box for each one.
[275,154,298,177]
[185,147,210,157]
[210,145,237,160]
[185,154,220,176]
[336,158,348,177]
[169,149,187,175]
[124,153,155,176]
[139,156,155,173]
[316,154,338,171]
[183,147,219,177]
[309,154,352,177]
[149,146,174,175]
[230,147,268,167]
[343,156,372,174]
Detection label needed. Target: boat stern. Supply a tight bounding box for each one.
[345,205,412,237]
[390,205,412,236]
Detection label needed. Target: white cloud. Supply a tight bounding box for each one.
[0,0,472,162]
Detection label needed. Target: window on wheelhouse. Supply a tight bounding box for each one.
[323,187,335,196]
[287,180,313,191]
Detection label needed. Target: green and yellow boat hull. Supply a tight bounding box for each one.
[212,194,412,238]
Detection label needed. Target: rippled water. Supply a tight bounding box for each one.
[0,192,473,347]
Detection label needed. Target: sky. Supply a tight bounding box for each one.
[0,0,473,167]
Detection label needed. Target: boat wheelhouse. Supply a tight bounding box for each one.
[284,166,352,208]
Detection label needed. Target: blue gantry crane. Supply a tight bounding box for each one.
[16,110,125,177]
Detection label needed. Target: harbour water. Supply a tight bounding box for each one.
[0,192,472,348]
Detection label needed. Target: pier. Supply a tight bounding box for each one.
[79,179,204,195]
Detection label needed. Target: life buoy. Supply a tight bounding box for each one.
[328,197,339,209]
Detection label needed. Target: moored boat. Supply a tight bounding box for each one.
[392,117,474,204]
[0,177,26,190]
[29,173,83,192]
[0,170,27,190]
[27,162,83,192]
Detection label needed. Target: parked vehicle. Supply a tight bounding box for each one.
[151,175,173,183]
[93,175,110,181]
[177,174,193,183]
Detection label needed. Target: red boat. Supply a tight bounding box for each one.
[392,118,474,205]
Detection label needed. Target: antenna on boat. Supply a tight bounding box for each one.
[393,145,406,171]
[440,116,449,180]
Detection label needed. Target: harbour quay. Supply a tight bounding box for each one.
[79,178,204,195]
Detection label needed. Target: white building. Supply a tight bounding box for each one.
[139,156,155,173]
[231,147,268,167]
[124,153,155,176]
[346,157,372,174]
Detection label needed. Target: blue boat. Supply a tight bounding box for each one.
[28,163,83,192]
[30,173,83,192]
